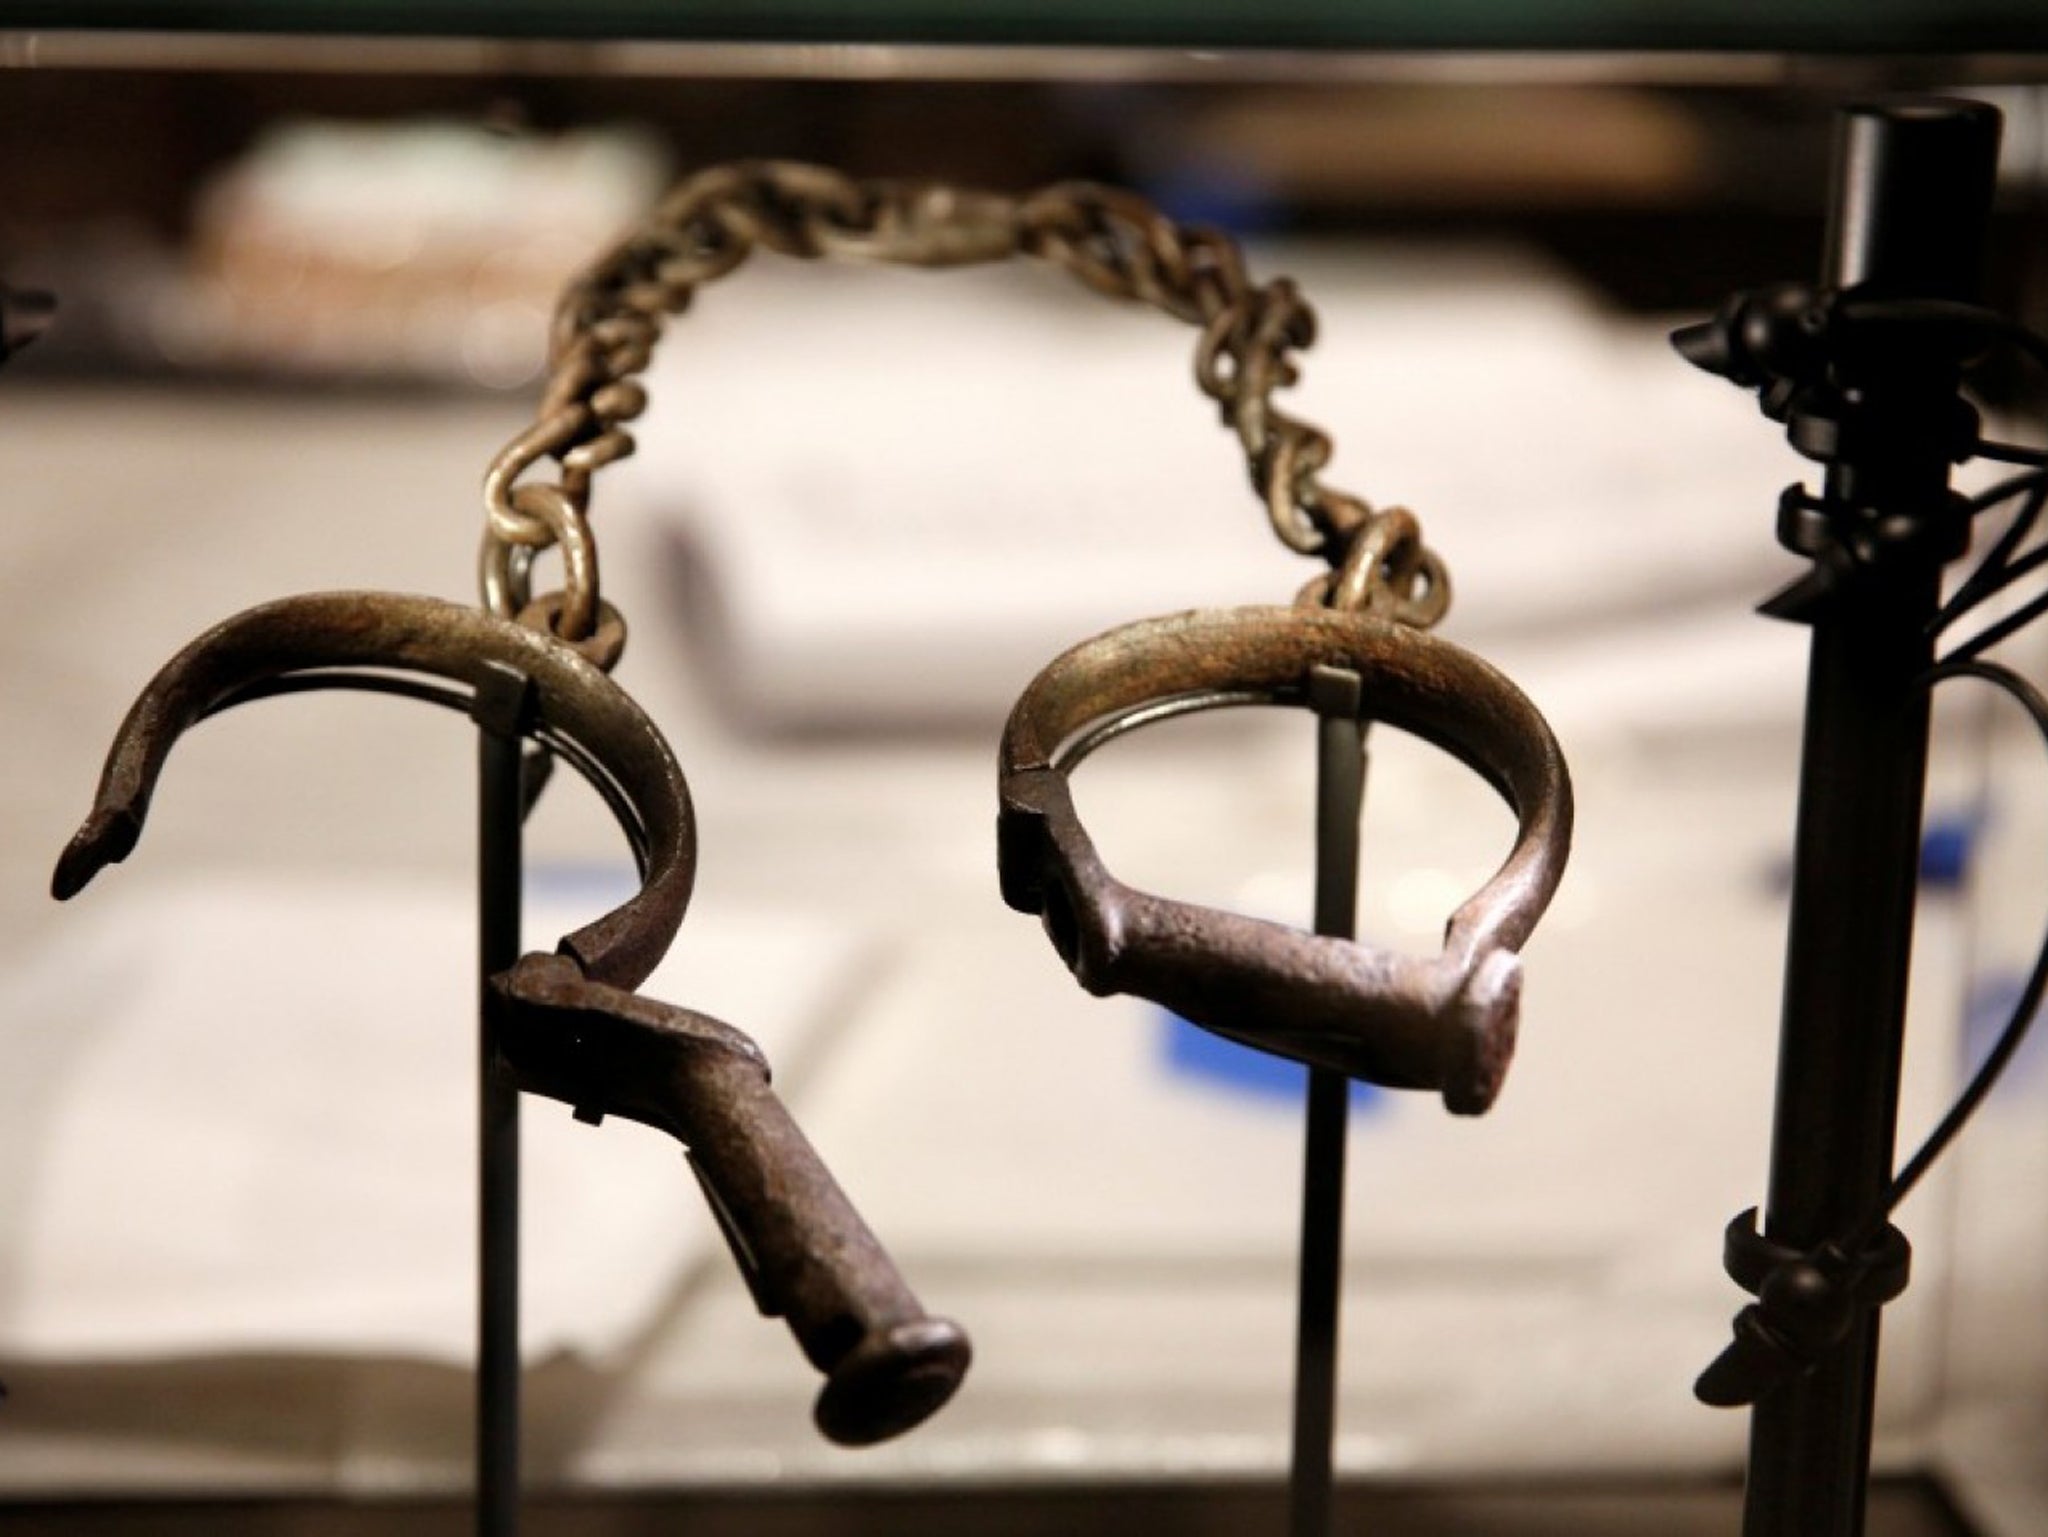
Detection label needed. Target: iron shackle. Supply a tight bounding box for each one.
[998,605,1573,1115]
[54,590,968,1445]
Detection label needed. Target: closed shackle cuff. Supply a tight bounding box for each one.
[998,606,1572,1115]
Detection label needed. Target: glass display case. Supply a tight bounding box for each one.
[3,14,2046,1535]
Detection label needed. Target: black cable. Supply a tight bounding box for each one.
[1851,659,2048,1246]
[1935,472,2048,638]
[1944,584,2048,667]
[1841,294,2048,378]
[1970,440,2048,468]
[1963,467,2048,512]
[1695,660,2048,1409]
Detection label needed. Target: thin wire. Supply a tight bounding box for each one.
[1970,440,2048,467]
[1963,467,2048,512]
[1935,472,2048,637]
[1846,659,2048,1251]
[1943,587,2048,668]
[205,669,652,876]
[1053,688,1284,772]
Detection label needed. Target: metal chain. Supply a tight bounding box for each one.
[483,160,1451,658]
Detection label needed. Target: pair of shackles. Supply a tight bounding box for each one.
[469,158,1571,1110]
[54,165,1573,1450]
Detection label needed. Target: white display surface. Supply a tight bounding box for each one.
[0,874,863,1363]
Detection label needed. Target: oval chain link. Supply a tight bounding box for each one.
[483,161,1452,654]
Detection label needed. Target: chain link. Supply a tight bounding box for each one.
[483,160,1450,652]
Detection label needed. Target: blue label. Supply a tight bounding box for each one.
[1159,1009,1385,1112]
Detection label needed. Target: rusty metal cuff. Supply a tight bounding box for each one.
[53,591,694,994]
[997,606,1572,1115]
[491,953,971,1446]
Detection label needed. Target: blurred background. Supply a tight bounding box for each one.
[4,22,2048,1535]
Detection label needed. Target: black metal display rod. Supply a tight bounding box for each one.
[1288,666,1368,1537]
[1678,101,2002,1537]
[474,663,537,1537]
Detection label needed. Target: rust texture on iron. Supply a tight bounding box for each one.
[998,605,1573,1115]
[494,954,971,1446]
[53,591,691,990]
[53,590,968,1447]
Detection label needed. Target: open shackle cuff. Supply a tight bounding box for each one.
[52,591,694,993]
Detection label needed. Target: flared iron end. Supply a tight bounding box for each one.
[51,806,140,900]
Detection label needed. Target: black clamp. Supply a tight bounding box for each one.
[1674,282,1983,620]
[1694,1206,1912,1409]
[469,660,556,821]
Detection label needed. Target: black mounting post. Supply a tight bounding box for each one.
[474,662,536,1537]
[1288,665,1368,1537]
[1676,99,2001,1537]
